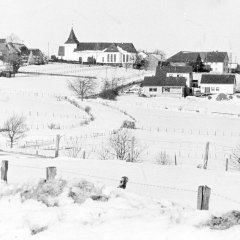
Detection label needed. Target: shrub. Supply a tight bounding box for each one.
[207,95,212,100]
[99,89,118,100]
[216,93,228,101]
[207,211,240,230]
[121,120,136,129]
[229,95,234,100]
[84,106,91,113]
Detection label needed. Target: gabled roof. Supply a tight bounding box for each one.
[105,43,119,52]
[75,42,137,53]
[65,28,79,44]
[142,76,186,87]
[201,51,228,62]
[167,51,201,63]
[201,74,235,84]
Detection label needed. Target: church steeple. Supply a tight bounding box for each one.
[65,28,79,44]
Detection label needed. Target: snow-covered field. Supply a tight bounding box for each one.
[0,64,240,239]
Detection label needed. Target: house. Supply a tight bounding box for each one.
[155,65,193,88]
[168,51,229,73]
[142,76,186,97]
[142,65,193,97]
[200,51,228,73]
[147,54,164,71]
[167,51,202,70]
[200,74,236,94]
[58,28,137,66]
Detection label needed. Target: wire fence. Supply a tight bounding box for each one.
[6,162,240,209]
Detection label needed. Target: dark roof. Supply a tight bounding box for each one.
[167,51,201,63]
[156,65,193,74]
[201,74,236,84]
[142,76,186,87]
[105,43,119,52]
[75,42,137,53]
[65,28,79,44]
[202,51,228,62]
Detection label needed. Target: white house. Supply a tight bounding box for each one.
[141,65,193,97]
[200,74,236,94]
[58,28,137,66]
[200,51,229,73]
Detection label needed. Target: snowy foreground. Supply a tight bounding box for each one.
[0,154,240,240]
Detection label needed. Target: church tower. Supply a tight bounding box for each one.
[63,28,79,61]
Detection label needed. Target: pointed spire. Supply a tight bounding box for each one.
[65,28,79,44]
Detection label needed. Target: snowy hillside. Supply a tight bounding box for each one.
[0,64,240,239]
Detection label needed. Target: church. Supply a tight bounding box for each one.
[58,28,137,66]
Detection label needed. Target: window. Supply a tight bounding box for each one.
[102,57,104,63]
[107,54,110,62]
[149,88,157,92]
[126,55,129,62]
[123,54,125,62]
[211,87,215,91]
[111,54,113,62]
[163,87,170,92]
[114,54,116,62]
[216,87,219,91]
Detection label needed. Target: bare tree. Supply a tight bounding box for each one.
[109,130,144,161]
[1,114,28,148]
[65,137,84,158]
[68,77,95,101]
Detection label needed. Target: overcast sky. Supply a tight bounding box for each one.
[1,0,240,61]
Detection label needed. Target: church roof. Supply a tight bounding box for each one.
[75,42,136,53]
[65,28,79,44]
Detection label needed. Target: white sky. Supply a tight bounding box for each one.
[1,0,240,61]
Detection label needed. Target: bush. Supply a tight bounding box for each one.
[121,120,136,129]
[207,211,240,230]
[207,95,212,100]
[99,89,118,100]
[216,93,228,101]
[84,106,91,114]
[229,95,234,100]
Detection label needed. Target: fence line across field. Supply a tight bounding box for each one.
[2,161,240,210]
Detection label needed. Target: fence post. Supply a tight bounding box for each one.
[197,185,211,210]
[203,142,210,169]
[1,160,8,182]
[225,158,229,171]
[46,167,57,181]
[55,134,61,158]
[118,176,128,189]
[174,154,177,166]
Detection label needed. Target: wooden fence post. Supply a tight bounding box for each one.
[46,167,57,180]
[203,142,210,169]
[197,185,211,210]
[118,176,128,189]
[225,158,229,171]
[55,134,61,158]
[1,160,8,182]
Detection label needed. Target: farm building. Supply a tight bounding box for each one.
[58,28,137,66]
[200,51,229,73]
[200,74,236,94]
[142,65,193,97]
